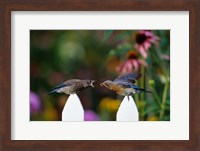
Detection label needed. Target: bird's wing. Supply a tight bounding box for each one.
[128,84,152,93]
[114,80,152,93]
[128,84,141,90]
[114,73,141,84]
[48,79,82,95]
[51,79,80,90]
[113,81,138,89]
[51,83,68,90]
[65,79,82,85]
[48,82,69,95]
[116,82,142,90]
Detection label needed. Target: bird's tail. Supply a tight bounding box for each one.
[48,83,67,95]
[130,85,152,93]
[48,89,58,95]
[140,88,152,93]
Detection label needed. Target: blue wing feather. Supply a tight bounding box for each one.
[53,83,67,90]
[114,73,141,84]
[129,84,152,93]
[117,82,152,93]
[48,82,68,95]
[129,84,140,89]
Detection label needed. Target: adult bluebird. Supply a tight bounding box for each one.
[100,73,151,100]
[48,79,95,95]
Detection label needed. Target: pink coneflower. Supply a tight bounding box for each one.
[116,50,147,74]
[134,30,160,58]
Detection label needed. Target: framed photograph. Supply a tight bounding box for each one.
[1,0,199,151]
[29,29,170,122]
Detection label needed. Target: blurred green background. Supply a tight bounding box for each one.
[30,30,170,121]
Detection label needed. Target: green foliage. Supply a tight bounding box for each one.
[102,30,113,42]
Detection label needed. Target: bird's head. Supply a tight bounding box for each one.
[100,80,113,88]
[86,80,96,87]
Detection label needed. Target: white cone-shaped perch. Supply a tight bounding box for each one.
[62,94,84,121]
[116,96,139,121]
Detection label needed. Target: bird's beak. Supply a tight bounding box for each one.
[91,80,96,87]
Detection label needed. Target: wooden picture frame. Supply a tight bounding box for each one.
[0,0,199,150]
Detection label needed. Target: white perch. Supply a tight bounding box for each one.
[116,96,139,121]
[62,94,84,121]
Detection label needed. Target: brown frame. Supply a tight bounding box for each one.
[0,0,200,151]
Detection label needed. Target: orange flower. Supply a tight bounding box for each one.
[99,97,121,112]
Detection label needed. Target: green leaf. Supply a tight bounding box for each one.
[143,106,159,116]
[102,30,113,42]
[108,43,133,57]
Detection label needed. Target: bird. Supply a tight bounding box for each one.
[100,73,152,100]
[48,79,95,95]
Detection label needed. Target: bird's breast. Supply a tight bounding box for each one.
[110,84,125,94]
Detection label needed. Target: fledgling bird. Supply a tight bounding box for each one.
[100,73,151,100]
[48,79,95,95]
